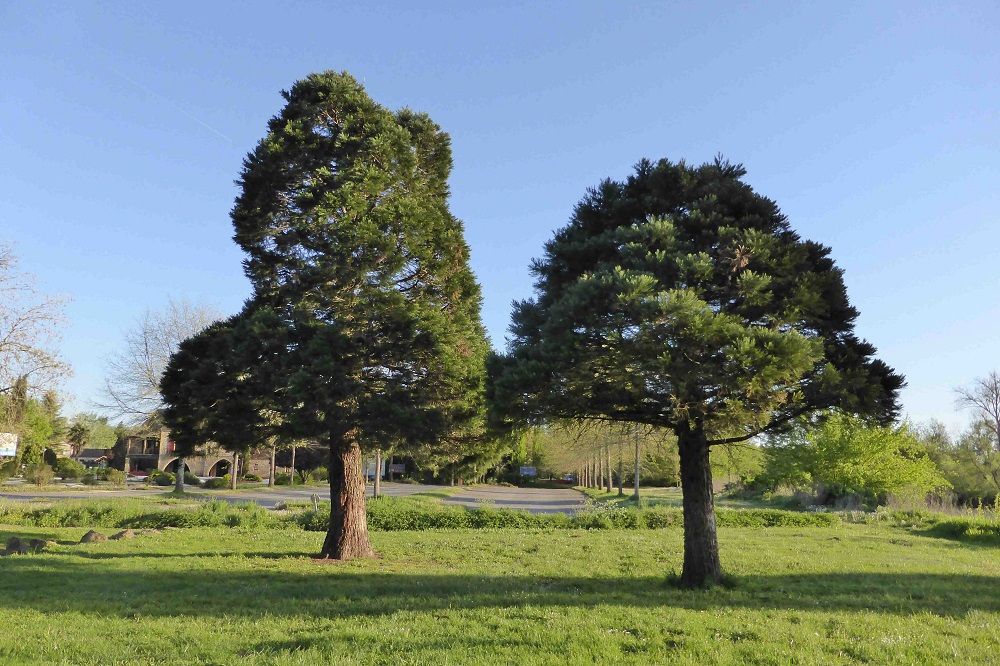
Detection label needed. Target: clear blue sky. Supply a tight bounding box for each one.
[2,1,997,433]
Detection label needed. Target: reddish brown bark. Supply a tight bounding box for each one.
[319,430,375,560]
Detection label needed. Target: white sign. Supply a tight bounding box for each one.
[0,433,18,457]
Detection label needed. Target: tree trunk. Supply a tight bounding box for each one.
[618,456,624,497]
[320,430,375,560]
[677,424,723,588]
[290,445,296,485]
[230,452,238,490]
[598,452,604,491]
[374,448,382,498]
[269,445,276,487]
[633,427,640,501]
[174,456,184,493]
[606,444,613,493]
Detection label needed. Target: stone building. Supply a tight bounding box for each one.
[122,430,272,479]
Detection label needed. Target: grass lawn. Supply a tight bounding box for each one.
[582,485,806,511]
[0,520,998,665]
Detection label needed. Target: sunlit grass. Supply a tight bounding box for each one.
[0,520,997,664]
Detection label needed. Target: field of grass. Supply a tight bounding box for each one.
[1,517,998,664]
[582,485,807,511]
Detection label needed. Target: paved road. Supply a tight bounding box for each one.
[0,482,432,507]
[0,483,587,514]
[441,486,586,514]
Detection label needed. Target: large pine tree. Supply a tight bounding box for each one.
[165,71,488,558]
[492,157,904,587]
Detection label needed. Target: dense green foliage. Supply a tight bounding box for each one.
[162,71,493,557]
[757,412,949,504]
[53,457,86,480]
[493,158,903,435]
[491,157,903,585]
[23,463,54,486]
[224,70,491,454]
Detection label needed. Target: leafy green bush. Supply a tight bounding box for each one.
[756,413,950,504]
[203,475,231,489]
[243,473,262,482]
[715,508,839,528]
[54,458,86,480]
[185,471,201,486]
[149,470,175,487]
[0,460,18,481]
[274,473,292,486]
[922,515,1000,544]
[308,468,329,483]
[24,463,55,486]
[82,474,98,485]
[106,469,126,485]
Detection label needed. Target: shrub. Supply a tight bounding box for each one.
[24,463,55,486]
[203,475,231,489]
[149,470,175,487]
[243,473,262,482]
[308,468,329,483]
[54,458,86,480]
[274,473,292,486]
[82,474,98,485]
[923,515,1000,544]
[106,469,127,485]
[0,460,19,481]
[715,508,839,528]
[184,471,201,486]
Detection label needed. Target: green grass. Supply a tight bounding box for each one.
[582,486,807,511]
[0,520,998,664]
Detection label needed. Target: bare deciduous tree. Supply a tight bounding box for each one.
[0,243,70,398]
[956,371,1000,447]
[956,371,1000,492]
[99,298,220,426]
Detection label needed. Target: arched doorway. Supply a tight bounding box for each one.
[208,459,231,477]
[165,459,191,474]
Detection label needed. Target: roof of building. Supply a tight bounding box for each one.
[78,448,111,461]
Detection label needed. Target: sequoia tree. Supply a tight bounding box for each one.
[492,157,903,587]
[221,72,487,558]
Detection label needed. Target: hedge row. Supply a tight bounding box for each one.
[0,497,840,532]
[295,499,840,532]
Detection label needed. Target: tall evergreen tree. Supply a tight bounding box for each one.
[492,157,903,587]
[165,71,488,558]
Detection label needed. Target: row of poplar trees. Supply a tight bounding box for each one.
[162,71,902,587]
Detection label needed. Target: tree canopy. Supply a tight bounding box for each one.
[163,71,489,559]
[492,157,903,586]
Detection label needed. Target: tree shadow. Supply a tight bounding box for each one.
[0,555,995,620]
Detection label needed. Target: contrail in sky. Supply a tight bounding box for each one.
[109,66,233,144]
[15,9,233,144]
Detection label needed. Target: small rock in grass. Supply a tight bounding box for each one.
[5,537,31,555]
[80,530,108,543]
[138,529,161,535]
[110,529,136,540]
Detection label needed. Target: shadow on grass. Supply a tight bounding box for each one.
[0,555,995,620]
